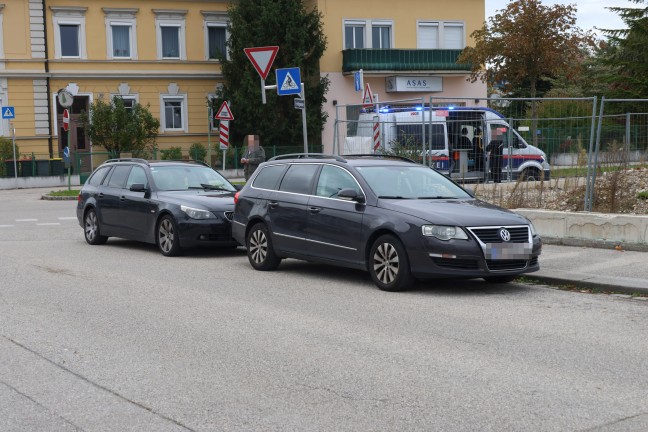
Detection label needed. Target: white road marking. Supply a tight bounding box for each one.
[58,217,77,220]
[0,225,15,228]
[16,219,38,222]
[36,223,61,226]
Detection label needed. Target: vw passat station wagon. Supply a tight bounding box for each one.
[232,154,542,292]
[77,158,239,256]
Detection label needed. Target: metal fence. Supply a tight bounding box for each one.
[333,96,648,212]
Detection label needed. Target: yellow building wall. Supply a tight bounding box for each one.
[314,0,485,72]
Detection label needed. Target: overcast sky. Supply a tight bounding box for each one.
[485,0,637,35]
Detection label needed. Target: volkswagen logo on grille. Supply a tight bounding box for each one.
[499,228,511,242]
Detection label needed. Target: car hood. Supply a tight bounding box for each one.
[378,198,529,226]
[155,190,235,211]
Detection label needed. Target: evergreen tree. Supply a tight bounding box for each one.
[214,0,329,152]
[599,0,648,99]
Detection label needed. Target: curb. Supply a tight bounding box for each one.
[527,273,648,296]
[41,195,77,201]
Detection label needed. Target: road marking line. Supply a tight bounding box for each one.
[16,219,38,222]
[0,225,15,228]
[36,223,61,226]
[58,217,77,220]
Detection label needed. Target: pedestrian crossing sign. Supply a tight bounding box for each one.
[276,67,302,96]
[2,106,15,119]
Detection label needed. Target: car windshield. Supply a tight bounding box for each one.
[150,165,236,192]
[356,165,472,199]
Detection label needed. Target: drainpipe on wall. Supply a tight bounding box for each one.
[42,0,53,158]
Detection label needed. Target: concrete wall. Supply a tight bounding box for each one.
[0,175,81,190]
[515,208,648,251]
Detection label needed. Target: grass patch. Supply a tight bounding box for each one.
[48,189,80,197]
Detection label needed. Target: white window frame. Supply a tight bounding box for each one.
[203,12,229,61]
[0,6,5,65]
[50,7,87,59]
[343,20,366,49]
[154,10,187,60]
[111,94,139,112]
[104,8,138,60]
[371,20,394,49]
[160,94,188,132]
[417,20,465,49]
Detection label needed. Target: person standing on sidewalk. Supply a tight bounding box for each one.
[487,129,504,183]
[240,134,265,181]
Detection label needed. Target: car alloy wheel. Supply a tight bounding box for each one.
[247,223,281,270]
[157,215,181,256]
[369,234,414,292]
[84,209,107,245]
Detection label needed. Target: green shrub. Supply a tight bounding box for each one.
[638,190,648,200]
[160,146,182,160]
[189,142,207,162]
[0,138,17,176]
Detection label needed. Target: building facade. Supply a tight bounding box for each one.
[0,0,485,174]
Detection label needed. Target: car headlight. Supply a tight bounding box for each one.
[422,225,468,241]
[180,205,214,220]
[529,221,538,236]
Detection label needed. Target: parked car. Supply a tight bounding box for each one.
[232,153,542,291]
[77,158,239,256]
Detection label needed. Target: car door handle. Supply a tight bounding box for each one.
[268,201,279,209]
[98,193,104,198]
[120,195,126,201]
[308,206,321,214]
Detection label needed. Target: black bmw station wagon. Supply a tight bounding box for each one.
[232,154,542,292]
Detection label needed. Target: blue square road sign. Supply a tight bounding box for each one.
[2,106,15,119]
[276,67,302,96]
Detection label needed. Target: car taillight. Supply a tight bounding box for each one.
[234,191,239,204]
[77,194,81,203]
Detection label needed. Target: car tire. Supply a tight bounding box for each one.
[157,215,182,257]
[483,275,517,283]
[369,234,414,292]
[83,208,108,245]
[521,168,541,182]
[246,223,281,271]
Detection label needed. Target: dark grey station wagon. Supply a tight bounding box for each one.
[232,154,541,291]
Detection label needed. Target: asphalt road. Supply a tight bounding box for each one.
[1,189,648,431]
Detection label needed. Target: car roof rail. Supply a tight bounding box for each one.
[104,158,150,165]
[345,154,417,163]
[268,153,347,162]
[161,159,211,167]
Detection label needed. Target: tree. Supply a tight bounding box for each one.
[80,97,160,157]
[599,1,648,99]
[214,0,329,151]
[458,0,595,145]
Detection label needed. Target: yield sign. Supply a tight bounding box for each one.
[244,46,279,80]
[362,83,374,108]
[63,109,70,132]
[214,101,234,121]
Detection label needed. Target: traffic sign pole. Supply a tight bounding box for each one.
[11,122,17,181]
[300,85,308,153]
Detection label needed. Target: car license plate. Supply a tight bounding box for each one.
[485,243,532,260]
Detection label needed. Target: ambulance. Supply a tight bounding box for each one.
[345,106,551,182]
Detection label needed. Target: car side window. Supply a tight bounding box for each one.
[252,164,287,190]
[87,166,112,186]
[278,164,319,195]
[106,165,132,189]
[126,166,148,189]
[315,165,361,198]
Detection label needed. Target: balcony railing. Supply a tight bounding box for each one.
[342,49,471,73]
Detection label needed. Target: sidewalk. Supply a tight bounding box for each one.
[533,242,648,295]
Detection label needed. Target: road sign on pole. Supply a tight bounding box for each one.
[244,46,279,80]
[63,109,70,132]
[2,106,15,119]
[276,67,302,96]
[244,46,279,104]
[214,101,234,121]
[362,83,374,108]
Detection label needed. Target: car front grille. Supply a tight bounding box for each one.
[468,226,530,244]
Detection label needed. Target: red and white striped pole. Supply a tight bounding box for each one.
[372,116,381,152]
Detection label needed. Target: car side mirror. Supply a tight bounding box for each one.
[338,188,365,204]
[130,183,148,193]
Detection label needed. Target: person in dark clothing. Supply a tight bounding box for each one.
[240,135,265,181]
[487,138,504,183]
